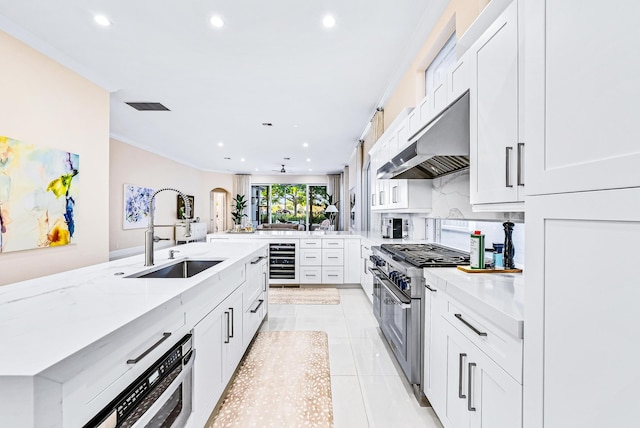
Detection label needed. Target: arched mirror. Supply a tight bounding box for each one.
[210,188,228,233]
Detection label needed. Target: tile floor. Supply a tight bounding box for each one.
[260,287,444,428]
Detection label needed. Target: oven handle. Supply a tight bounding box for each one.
[130,350,195,428]
[379,280,411,309]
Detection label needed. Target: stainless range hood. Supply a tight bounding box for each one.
[377,91,470,180]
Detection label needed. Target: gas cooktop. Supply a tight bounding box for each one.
[380,243,470,268]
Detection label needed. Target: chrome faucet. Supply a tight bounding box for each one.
[145,188,191,266]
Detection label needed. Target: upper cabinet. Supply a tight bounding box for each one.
[524,1,640,195]
[469,0,524,208]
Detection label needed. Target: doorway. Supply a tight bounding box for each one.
[210,188,228,233]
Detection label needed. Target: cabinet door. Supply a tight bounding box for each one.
[396,119,410,153]
[192,305,225,428]
[526,189,640,428]
[423,284,447,413]
[448,51,471,101]
[469,341,522,428]
[343,239,361,284]
[445,321,472,428]
[470,1,521,205]
[222,291,245,381]
[524,1,640,196]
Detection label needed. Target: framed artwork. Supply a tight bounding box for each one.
[123,184,154,229]
[177,195,194,220]
[0,136,80,253]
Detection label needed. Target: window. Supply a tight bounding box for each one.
[425,33,457,97]
[251,184,329,230]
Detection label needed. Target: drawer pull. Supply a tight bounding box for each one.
[425,284,437,292]
[229,307,235,338]
[306,256,317,259]
[328,274,339,277]
[127,332,172,364]
[251,256,266,264]
[305,274,317,277]
[250,299,265,313]
[454,314,488,337]
[328,256,339,259]
[224,311,230,344]
[458,353,467,398]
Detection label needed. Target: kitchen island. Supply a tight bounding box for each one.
[0,240,268,427]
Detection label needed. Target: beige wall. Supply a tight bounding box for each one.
[109,139,233,251]
[0,31,110,286]
[251,175,328,185]
[383,0,490,129]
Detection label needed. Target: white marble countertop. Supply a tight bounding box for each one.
[0,241,267,376]
[423,268,524,338]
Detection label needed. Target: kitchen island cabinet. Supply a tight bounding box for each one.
[0,241,268,427]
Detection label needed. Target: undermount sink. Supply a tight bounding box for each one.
[126,259,224,279]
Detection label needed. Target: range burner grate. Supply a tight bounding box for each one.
[380,243,470,268]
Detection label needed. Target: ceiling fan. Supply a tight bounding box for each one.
[272,164,288,173]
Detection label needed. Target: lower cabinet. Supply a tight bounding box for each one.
[191,255,268,427]
[423,282,447,412]
[443,319,522,428]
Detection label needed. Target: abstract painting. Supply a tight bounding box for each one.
[123,184,154,229]
[0,136,79,253]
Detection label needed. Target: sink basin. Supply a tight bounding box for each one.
[126,259,224,279]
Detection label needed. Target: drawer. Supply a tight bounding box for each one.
[244,291,266,347]
[444,300,523,383]
[300,267,322,283]
[322,248,344,265]
[322,238,344,249]
[322,267,344,284]
[300,239,322,248]
[300,249,322,266]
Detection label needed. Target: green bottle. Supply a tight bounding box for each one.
[470,230,485,269]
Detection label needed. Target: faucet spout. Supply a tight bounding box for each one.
[144,188,192,266]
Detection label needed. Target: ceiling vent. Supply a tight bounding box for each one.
[125,102,170,111]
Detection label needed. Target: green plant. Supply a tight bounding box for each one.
[231,194,248,225]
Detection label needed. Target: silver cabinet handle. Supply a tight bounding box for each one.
[371,193,376,206]
[468,362,477,411]
[517,142,525,186]
[224,311,230,344]
[251,255,266,264]
[505,146,513,188]
[250,299,264,313]
[328,256,339,259]
[229,307,234,338]
[454,314,488,337]
[425,284,437,292]
[126,332,172,364]
[458,353,467,399]
[263,272,267,292]
[392,186,398,203]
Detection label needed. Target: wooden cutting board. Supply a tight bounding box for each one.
[457,265,523,274]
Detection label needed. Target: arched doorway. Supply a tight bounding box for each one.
[210,188,228,233]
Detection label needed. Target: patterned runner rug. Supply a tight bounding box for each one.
[209,331,334,428]
[269,287,340,305]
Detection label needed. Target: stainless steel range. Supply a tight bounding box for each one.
[369,243,470,404]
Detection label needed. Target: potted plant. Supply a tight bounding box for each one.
[231,194,248,231]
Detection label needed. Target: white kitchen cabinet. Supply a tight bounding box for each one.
[447,51,471,102]
[423,281,447,413]
[388,179,432,211]
[469,0,524,207]
[443,319,522,428]
[343,238,361,284]
[243,255,268,348]
[525,189,640,428]
[360,241,374,303]
[524,1,640,196]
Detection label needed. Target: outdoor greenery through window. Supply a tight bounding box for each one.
[251,184,330,230]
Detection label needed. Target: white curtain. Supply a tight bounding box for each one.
[327,174,342,230]
[233,174,252,222]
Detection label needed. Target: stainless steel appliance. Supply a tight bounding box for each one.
[369,243,470,403]
[84,333,195,428]
[377,91,470,180]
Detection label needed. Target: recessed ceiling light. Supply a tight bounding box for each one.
[306,158,311,162]
[322,15,336,28]
[210,15,224,28]
[240,158,245,162]
[302,142,309,148]
[217,142,224,147]
[309,168,313,172]
[94,15,111,27]
[255,168,259,171]
[293,124,299,128]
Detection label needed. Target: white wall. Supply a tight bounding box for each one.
[0,31,110,286]
[109,139,234,252]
